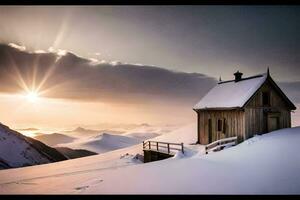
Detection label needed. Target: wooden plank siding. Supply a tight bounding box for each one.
[198,110,245,145]
[244,79,292,138]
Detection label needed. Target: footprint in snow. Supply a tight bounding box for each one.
[90,179,103,185]
[74,185,89,191]
[74,179,103,191]
[15,181,37,185]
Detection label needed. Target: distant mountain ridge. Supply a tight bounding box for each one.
[16,128,39,131]
[0,123,67,169]
[55,147,97,159]
[63,127,124,137]
[60,132,149,154]
[63,127,101,136]
[34,133,77,146]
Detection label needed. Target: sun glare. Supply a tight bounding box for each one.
[25,91,39,103]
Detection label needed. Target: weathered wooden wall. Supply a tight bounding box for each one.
[198,110,245,145]
[244,79,292,138]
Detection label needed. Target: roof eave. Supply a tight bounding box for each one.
[193,107,243,111]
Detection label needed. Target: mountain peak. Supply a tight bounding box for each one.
[74,127,86,132]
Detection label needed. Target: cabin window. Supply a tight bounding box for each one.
[217,118,226,134]
[223,118,227,134]
[217,119,223,132]
[208,119,212,143]
[262,92,270,106]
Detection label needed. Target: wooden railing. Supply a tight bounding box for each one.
[205,136,237,154]
[143,140,184,154]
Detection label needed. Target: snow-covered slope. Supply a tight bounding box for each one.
[1,126,300,194]
[0,123,67,169]
[153,123,197,144]
[34,133,77,147]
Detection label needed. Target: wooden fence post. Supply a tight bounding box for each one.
[156,142,159,151]
[149,141,151,149]
[181,143,184,154]
[167,143,170,154]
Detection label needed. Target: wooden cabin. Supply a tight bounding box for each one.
[193,69,296,145]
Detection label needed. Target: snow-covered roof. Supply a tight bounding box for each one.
[193,73,268,110]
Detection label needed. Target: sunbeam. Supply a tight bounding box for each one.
[6,51,30,92]
[35,10,73,94]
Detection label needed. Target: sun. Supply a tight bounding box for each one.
[25,91,39,103]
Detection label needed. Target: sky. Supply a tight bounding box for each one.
[0,6,299,130]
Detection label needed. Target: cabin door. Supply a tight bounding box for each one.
[267,114,280,132]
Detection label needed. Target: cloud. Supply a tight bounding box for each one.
[110,61,122,66]
[48,46,55,52]
[34,50,47,53]
[278,81,300,104]
[8,43,26,51]
[57,49,67,56]
[1,42,299,109]
[88,58,99,63]
[0,43,217,106]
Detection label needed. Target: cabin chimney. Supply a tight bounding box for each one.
[234,70,243,82]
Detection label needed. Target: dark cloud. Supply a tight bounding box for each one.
[0,43,217,106]
[278,82,300,104]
